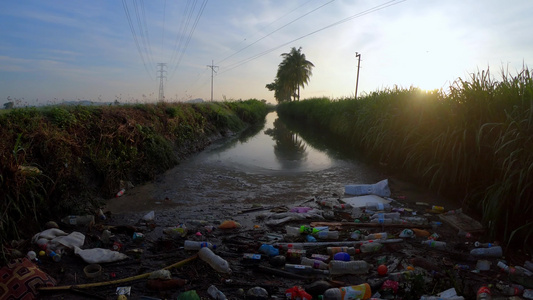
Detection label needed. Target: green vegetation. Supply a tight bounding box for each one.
[278,68,533,247]
[0,99,269,262]
[266,47,315,103]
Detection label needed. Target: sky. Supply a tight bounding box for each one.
[1,0,532,105]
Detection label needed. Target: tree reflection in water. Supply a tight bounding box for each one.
[264,117,308,169]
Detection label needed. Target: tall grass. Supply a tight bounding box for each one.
[278,68,533,246]
[0,99,268,263]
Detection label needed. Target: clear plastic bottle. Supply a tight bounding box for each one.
[495,282,524,296]
[198,247,231,274]
[474,241,493,248]
[316,231,339,240]
[323,283,371,300]
[285,226,301,237]
[184,240,216,250]
[365,202,391,211]
[207,285,227,300]
[300,257,329,270]
[284,264,328,275]
[360,242,383,253]
[364,232,388,240]
[421,240,447,250]
[61,215,95,226]
[333,203,353,210]
[371,212,400,220]
[470,246,502,257]
[329,260,371,275]
[327,247,358,256]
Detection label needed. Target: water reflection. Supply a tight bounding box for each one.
[205,111,334,173]
[264,118,307,169]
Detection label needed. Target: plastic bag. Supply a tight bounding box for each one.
[344,179,391,197]
[74,246,129,264]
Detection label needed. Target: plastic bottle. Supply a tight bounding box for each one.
[285,226,301,237]
[284,264,328,275]
[495,282,524,296]
[116,188,126,197]
[207,285,227,300]
[333,203,353,210]
[184,240,216,250]
[46,249,61,262]
[365,202,391,211]
[524,261,533,272]
[277,243,304,250]
[316,231,339,240]
[327,247,358,256]
[474,241,493,248]
[421,240,447,250]
[403,216,429,224]
[360,242,383,253]
[300,226,328,234]
[371,212,400,220]
[323,283,371,300]
[259,244,280,256]
[329,260,371,275]
[198,247,231,274]
[476,286,492,300]
[470,246,503,257]
[61,215,95,226]
[364,232,388,240]
[300,257,329,270]
[311,254,330,262]
[350,230,361,240]
[317,199,336,208]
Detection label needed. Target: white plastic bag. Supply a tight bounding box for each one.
[344,179,391,197]
[74,246,129,264]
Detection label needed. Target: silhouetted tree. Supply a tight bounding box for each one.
[266,47,314,103]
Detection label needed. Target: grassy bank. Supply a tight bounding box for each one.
[278,68,533,247]
[0,99,270,261]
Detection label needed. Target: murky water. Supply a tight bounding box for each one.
[106,111,451,226]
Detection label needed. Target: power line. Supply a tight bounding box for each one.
[217,0,327,65]
[219,0,406,75]
[169,0,208,78]
[122,0,153,79]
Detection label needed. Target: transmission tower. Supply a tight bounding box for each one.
[207,60,219,101]
[157,63,167,101]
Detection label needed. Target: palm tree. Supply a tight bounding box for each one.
[266,47,314,102]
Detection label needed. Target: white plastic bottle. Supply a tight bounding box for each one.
[360,242,383,253]
[207,285,227,300]
[198,247,231,274]
[470,246,503,257]
[365,202,391,211]
[329,260,371,275]
[323,283,371,300]
[284,264,329,275]
[300,257,329,270]
[364,232,388,240]
[316,231,340,240]
[421,240,447,250]
[184,240,216,250]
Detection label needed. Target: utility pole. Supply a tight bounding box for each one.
[157,63,167,102]
[207,60,219,101]
[355,52,361,99]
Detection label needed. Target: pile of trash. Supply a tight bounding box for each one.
[2,179,533,299]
